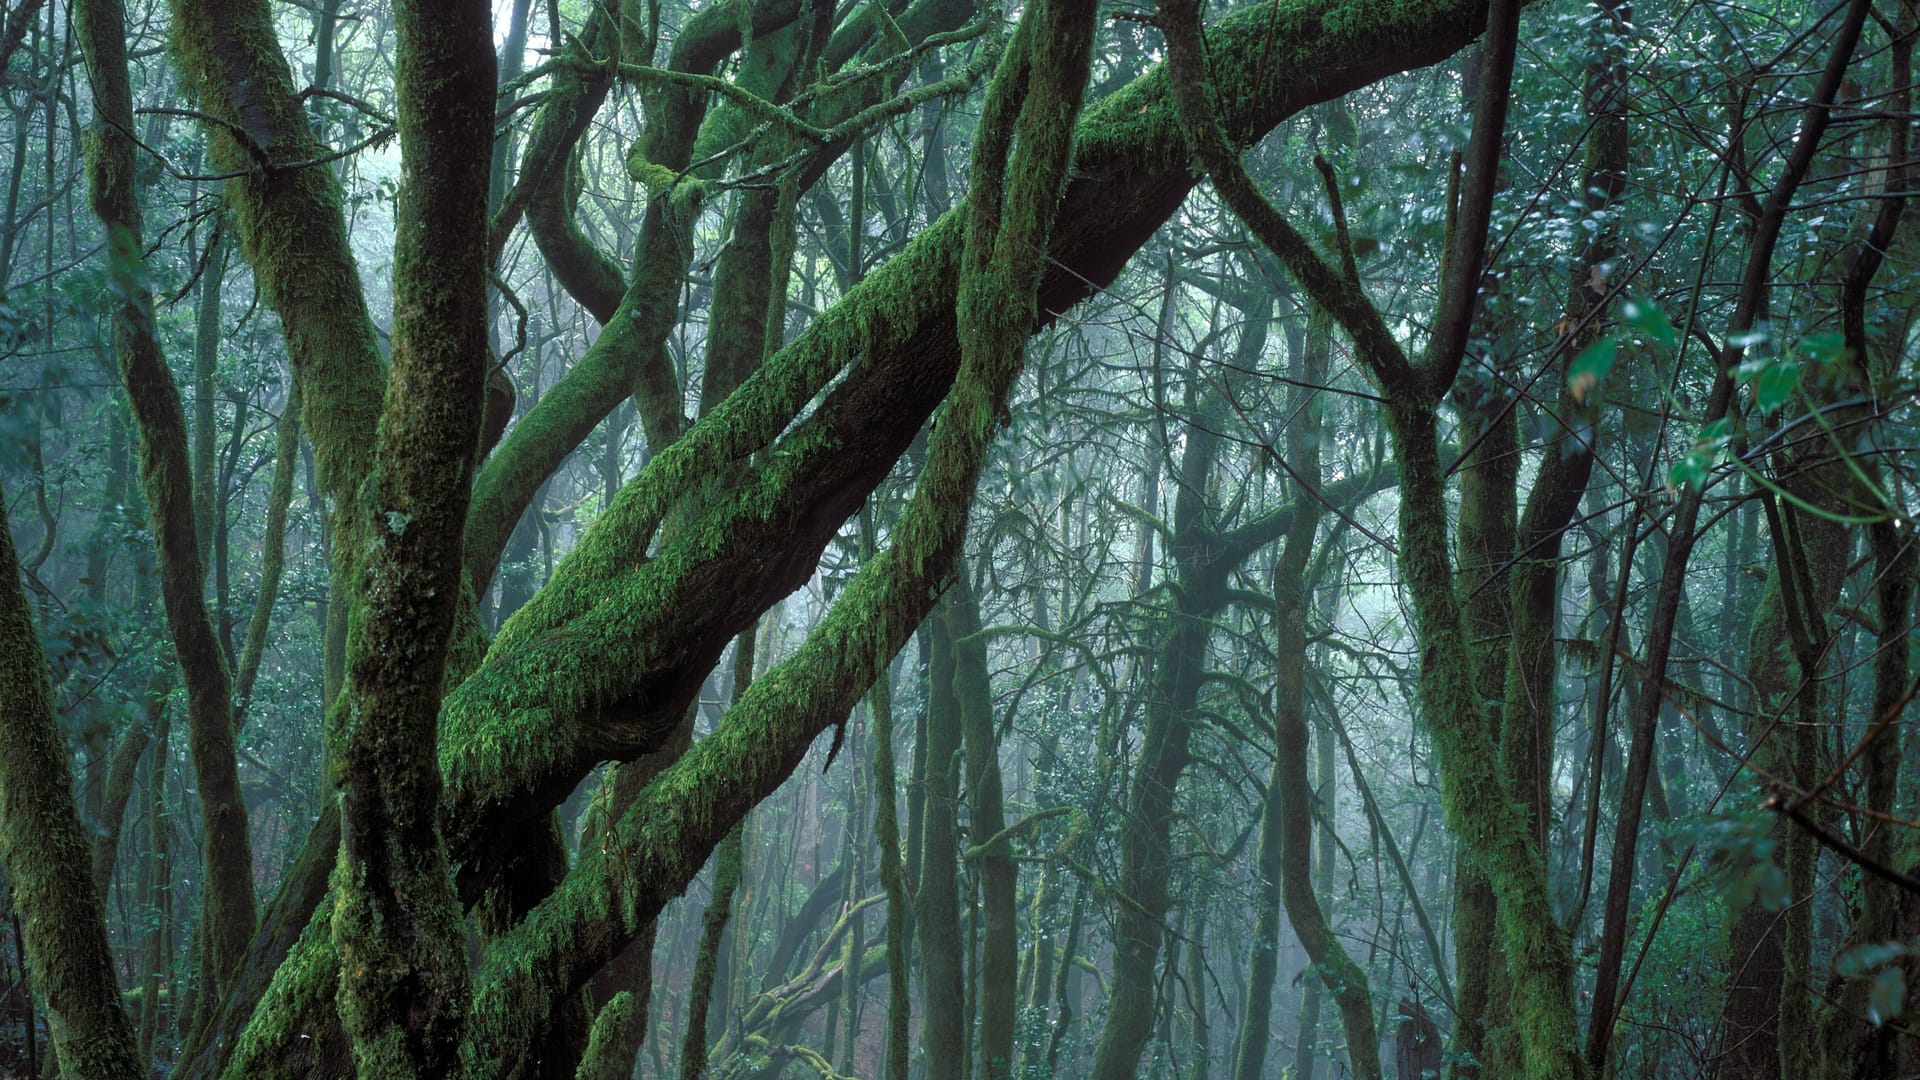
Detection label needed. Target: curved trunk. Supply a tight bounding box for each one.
[81,0,258,1000]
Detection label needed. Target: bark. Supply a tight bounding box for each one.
[679,824,746,1080]
[869,634,910,1080]
[166,0,386,512]
[573,992,637,1080]
[916,601,966,1080]
[79,0,258,1000]
[327,0,495,1067]
[947,569,1016,1080]
[577,726,694,1080]
[1445,322,1516,1079]
[0,479,143,1079]
[88,715,150,899]
[234,387,300,719]
[137,711,174,1060]
[1186,901,1210,1080]
[678,629,757,1080]
[191,228,225,574]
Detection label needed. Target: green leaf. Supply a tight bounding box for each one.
[1799,330,1847,365]
[1752,861,1791,911]
[1754,361,1801,414]
[1869,966,1906,1027]
[1835,941,1908,979]
[1568,338,1617,405]
[1623,298,1677,349]
[1669,455,1708,492]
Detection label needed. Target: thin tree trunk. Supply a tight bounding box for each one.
[869,596,911,1080]
[948,568,1016,1080]
[89,715,150,899]
[137,709,173,1060]
[78,0,258,1002]
[916,604,966,1080]
[1265,300,1376,1080]
[190,227,224,574]
[234,386,300,719]
[679,627,757,1080]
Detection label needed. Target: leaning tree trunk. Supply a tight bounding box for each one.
[0,478,143,1078]
[184,2,1526,1072]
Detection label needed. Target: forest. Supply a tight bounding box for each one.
[0,0,1917,1076]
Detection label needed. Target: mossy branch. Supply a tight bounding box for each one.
[964,805,1081,861]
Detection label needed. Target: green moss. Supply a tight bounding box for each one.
[1386,401,1585,1080]
[166,0,386,507]
[624,144,708,207]
[221,895,341,1080]
[0,447,143,1080]
[573,992,637,1080]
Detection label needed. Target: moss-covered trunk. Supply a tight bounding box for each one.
[327,0,495,1068]
[0,476,143,1079]
[452,1,1096,1070]
[869,617,911,1080]
[182,3,1519,1073]
[1388,401,1586,1077]
[78,0,258,1003]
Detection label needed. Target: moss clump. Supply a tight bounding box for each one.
[221,895,343,1080]
[625,143,708,207]
[573,992,638,1080]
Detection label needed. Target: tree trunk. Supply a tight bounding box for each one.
[327,0,495,1067]
[80,0,258,1002]
[947,568,1016,1080]
[0,474,143,1079]
[916,603,966,1080]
